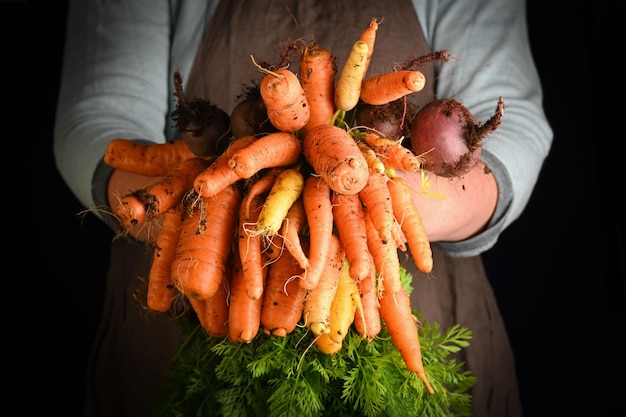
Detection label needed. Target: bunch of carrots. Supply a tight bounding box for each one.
[105,19,439,394]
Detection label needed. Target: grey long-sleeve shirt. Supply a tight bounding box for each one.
[54,0,552,257]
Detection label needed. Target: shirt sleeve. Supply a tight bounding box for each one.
[413,0,553,257]
[54,0,174,213]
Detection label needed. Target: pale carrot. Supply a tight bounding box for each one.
[334,40,369,112]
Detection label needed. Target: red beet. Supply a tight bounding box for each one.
[354,100,415,140]
[409,97,505,177]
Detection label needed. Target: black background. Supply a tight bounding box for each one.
[8,0,624,416]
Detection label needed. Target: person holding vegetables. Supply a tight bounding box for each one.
[54,1,553,416]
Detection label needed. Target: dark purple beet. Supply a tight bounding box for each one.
[409,97,504,177]
[354,100,413,140]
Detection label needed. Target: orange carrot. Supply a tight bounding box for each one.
[261,242,308,337]
[360,70,426,106]
[387,177,433,273]
[228,131,303,179]
[362,133,422,173]
[334,40,369,112]
[146,205,183,312]
[116,156,210,228]
[170,184,242,300]
[228,249,264,343]
[299,42,336,137]
[363,206,402,294]
[359,18,379,77]
[379,286,434,394]
[303,233,345,335]
[188,270,231,337]
[358,169,395,244]
[353,252,382,340]
[300,175,334,290]
[331,192,371,282]
[238,188,268,301]
[303,124,369,195]
[103,138,198,176]
[279,198,309,270]
[258,67,310,132]
[193,135,256,199]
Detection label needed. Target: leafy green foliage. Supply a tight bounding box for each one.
[154,317,475,417]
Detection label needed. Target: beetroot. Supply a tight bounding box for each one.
[171,70,231,156]
[354,100,415,140]
[409,97,505,177]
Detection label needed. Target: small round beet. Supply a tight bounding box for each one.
[354,100,413,140]
[230,92,277,138]
[409,97,504,177]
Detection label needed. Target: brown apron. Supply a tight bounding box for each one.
[85,2,522,416]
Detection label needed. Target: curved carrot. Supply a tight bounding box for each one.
[360,70,426,106]
[359,18,379,77]
[193,135,256,199]
[116,156,210,228]
[279,198,309,270]
[303,234,344,335]
[357,141,385,175]
[379,286,434,394]
[238,189,267,301]
[259,67,310,132]
[170,184,242,300]
[256,168,304,237]
[328,257,360,344]
[261,243,308,337]
[334,40,369,112]
[331,192,370,282]
[228,250,264,343]
[300,175,334,290]
[362,133,422,173]
[196,274,230,338]
[363,206,402,294]
[387,177,433,273]
[303,124,369,195]
[358,169,395,245]
[353,252,382,340]
[146,205,183,312]
[228,131,302,179]
[299,42,336,137]
[103,138,199,176]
